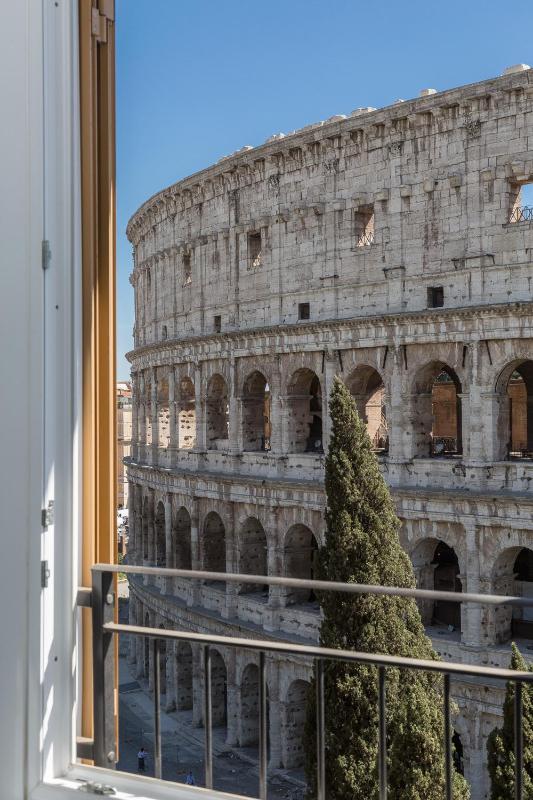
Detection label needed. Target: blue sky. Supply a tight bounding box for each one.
[116,0,533,379]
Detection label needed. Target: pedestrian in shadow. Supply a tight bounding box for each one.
[185,770,195,785]
[137,746,147,772]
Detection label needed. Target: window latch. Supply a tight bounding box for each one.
[41,500,54,528]
[41,561,50,589]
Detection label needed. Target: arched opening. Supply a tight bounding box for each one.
[242,371,271,451]
[178,376,196,449]
[173,506,192,569]
[346,366,388,452]
[282,680,309,769]
[240,664,260,747]
[492,547,533,642]
[284,524,319,606]
[239,517,268,596]
[157,375,170,448]
[203,512,226,586]
[206,374,229,449]
[498,361,533,459]
[453,731,464,776]
[175,642,193,711]
[411,538,462,631]
[154,501,166,567]
[210,649,228,728]
[412,362,462,457]
[286,369,323,453]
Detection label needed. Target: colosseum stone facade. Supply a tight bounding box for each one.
[125,65,533,797]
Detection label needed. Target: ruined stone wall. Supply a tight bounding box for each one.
[126,67,533,799]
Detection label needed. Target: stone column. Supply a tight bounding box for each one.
[128,595,137,665]
[268,664,282,768]
[322,352,338,453]
[165,641,177,712]
[268,358,283,454]
[194,363,206,450]
[168,367,177,464]
[139,371,146,462]
[162,493,173,595]
[127,480,135,560]
[225,651,239,746]
[224,504,239,620]
[229,357,240,454]
[388,349,408,461]
[264,516,282,632]
[188,498,201,606]
[150,367,159,466]
[135,598,144,678]
[192,644,204,727]
[131,374,139,461]
[462,521,482,647]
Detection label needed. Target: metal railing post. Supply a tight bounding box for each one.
[444,673,452,800]
[203,645,213,789]
[316,659,326,800]
[515,681,523,800]
[378,666,387,800]
[153,638,162,779]
[91,568,116,768]
[259,651,268,800]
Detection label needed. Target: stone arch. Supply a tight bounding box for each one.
[242,370,271,451]
[495,359,533,459]
[411,537,462,630]
[178,376,196,449]
[157,374,170,448]
[345,365,388,452]
[491,547,533,642]
[210,648,228,728]
[239,517,268,595]
[175,641,193,711]
[202,511,226,583]
[286,368,323,453]
[206,373,229,449]
[281,679,310,769]
[173,506,192,570]
[239,663,260,746]
[284,524,319,605]
[412,361,462,457]
[154,501,166,567]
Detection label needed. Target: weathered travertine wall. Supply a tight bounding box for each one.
[126,66,533,797]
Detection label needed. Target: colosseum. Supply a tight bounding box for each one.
[125,65,533,797]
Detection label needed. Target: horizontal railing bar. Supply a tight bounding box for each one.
[103,621,533,682]
[90,564,533,607]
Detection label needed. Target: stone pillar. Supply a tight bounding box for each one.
[168,367,177,463]
[192,644,204,727]
[322,352,338,453]
[127,480,135,560]
[387,352,405,461]
[268,664,282,768]
[135,598,144,678]
[462,521,482,647]
[194,363,206,450]
[224,504,239,619]
[188,498,201,606]
[466,343,483,461]
[228,357,240,454]
[225,651,239,746]
[162,494,173,595]
[165,641,177,712]
[131,374,139,460]
[264,518,282,632]
[139,372,146,462]
[150,367,159,466]
[128,595,137,665]
[269,358,283,454]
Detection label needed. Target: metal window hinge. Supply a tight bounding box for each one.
[41,500,54,528]
[91,1,114,43]
[41,561,50,589]
[42,240,51,271]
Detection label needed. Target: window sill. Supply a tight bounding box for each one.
[32,765,245,800]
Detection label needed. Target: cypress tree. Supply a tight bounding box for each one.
[304,376,469,800]
[487,643,533,799]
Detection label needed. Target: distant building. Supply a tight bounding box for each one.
[117,382,132,509]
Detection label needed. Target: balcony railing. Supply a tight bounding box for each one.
[510,205,533,223]
[81,565,533,800]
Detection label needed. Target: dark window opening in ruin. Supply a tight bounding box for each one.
[287,368,323,453]
[509,181,533,223]
[206,374,229,449]
[284,524,319,606]
[175,642,193,711]
[209,649,228,728]
[354,204,375,247]
[214,314,221,333]
[413,362,462,458]
[248,231,262,268]
[512,548,533,639]
[154,501,166,567]
[453,732,464,776]
[505,361,533,459]
[173,506,192,571]
[431,541,462,630]
[161,324,168,340]
[239,517,268,596]
[346,366,388,453]
[427,286,444,308]
[242,370,271,451]
[492,546,533,643]
[183,251,192,284]
[178,376,196,449]
[298,302,310,321]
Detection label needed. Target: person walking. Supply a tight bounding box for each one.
[185,770,195,785]
[137,747,147,772]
